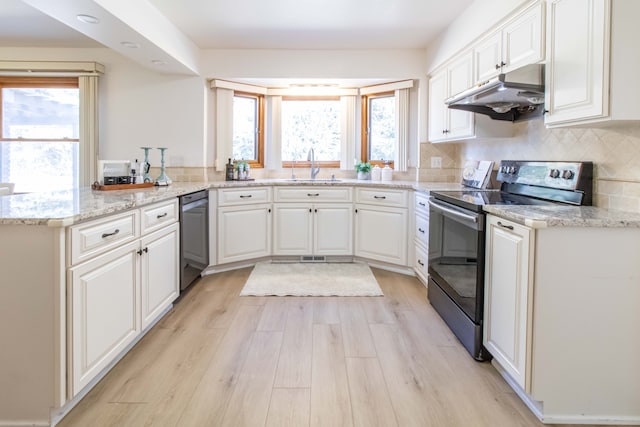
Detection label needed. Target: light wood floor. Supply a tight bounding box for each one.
[57,267,601,427]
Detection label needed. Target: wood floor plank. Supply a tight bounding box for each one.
[369,322,458,426]
[345,357,398,427]
[257,298,289,331]
[265,388,311,427]
[273,299,314,388]
[220,331,284,427]
[310,323,353,427]
[174,304,263,427]
[360,296,396,324]
[338,299,376,357]
[313,296,341,324]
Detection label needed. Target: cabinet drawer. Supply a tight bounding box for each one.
[415,192,429,216]
[414,243,428,279]
[218,187,271,206]
[415,213,429,246]
[140,199,178,235]
[274,186,352,202]
[69,210,139,265]
[355,188,408,208]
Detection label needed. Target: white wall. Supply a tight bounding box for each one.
[0,47,208,167]
[425,0,528,73]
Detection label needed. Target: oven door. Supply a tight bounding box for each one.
[428,198,485,324]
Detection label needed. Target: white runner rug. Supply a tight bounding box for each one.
[240,261,383,297]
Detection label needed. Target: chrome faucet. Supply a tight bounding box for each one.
[307,147,320,180]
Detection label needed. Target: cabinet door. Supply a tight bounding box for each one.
[218,204,272,264]
[354,204,407,265]
[69,241,140,395]
[428,70,448,142]
[474,32,502,83]
[140,223,179,330]
[502,2,544,73]
[484,216,533,391]
[446,53,475,139]
[545,0,609,125]
[272,204,313,255]
[314,204,353,256]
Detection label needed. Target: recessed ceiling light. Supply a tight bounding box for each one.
[151,60,167,66]
[76,14,100,24]
[120,41,140,49]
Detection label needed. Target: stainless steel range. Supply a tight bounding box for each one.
[427,160,593,360]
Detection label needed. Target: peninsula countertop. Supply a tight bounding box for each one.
[483,204,640,228]
[0,180,463,227]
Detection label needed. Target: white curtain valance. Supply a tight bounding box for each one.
[360,79,414,95]
[0,61,104,76]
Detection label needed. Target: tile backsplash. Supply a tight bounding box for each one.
[420,120,640,213]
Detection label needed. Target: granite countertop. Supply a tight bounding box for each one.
[0,180,463,227]
[483,205,640,229]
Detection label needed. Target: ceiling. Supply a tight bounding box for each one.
[0,0,474,74]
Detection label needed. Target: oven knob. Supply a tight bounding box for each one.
[509,166,517,174]
[549,169,560,178]
[562,169,575,179]
[500,165,508,174]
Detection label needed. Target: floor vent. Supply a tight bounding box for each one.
[300,255,326,263]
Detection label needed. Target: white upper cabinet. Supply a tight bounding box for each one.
[473,1,544,84]
[545,0,640,127]
[428,51,475,143]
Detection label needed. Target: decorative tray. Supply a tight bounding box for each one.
[92,182,155,191]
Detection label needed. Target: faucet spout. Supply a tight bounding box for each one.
[307,147,320,179]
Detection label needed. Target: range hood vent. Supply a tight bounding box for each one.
[445,64,545,122]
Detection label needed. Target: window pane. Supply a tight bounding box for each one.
[282,99,341,161]
[2,88,79,139]
[369,96,395,162]
[233,95,257,161]
[0,140,77,193]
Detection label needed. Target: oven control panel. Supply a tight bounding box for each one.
[497,161,591,191]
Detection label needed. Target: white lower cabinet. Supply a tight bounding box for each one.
[273,203,352,256]
[354,204,408,266]
[217,204,272,264]
[413,192,430,282]
[68,200,180,397]
[69,241,140,395]
[140,223,179,330]
[483,215,533,390]
[484,213,640,423]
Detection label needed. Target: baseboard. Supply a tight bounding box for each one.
[491,360,640,425]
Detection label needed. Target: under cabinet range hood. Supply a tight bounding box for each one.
[445,64,545,122]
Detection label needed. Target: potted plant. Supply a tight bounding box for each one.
[355,161,372,180]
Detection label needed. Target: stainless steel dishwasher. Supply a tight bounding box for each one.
[179,190,209,292]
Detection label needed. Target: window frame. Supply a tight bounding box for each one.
[361,91,395,168]
[232,91,265,168]
[281,96,341,169]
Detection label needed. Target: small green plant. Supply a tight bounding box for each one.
[355,161,372,173]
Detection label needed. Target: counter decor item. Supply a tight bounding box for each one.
[371,165,382,181]
[355,161,372,180]
[381,163,393,181]
[155,147,172,186]
[140,147,153,183]
[230,161,255,181]
[225,158,235,181]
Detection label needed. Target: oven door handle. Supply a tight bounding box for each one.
[428,199,482,230]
